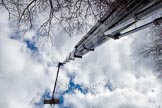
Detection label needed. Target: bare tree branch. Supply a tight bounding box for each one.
[0,0,127,44]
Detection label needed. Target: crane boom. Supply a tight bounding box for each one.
[63,0,162,64]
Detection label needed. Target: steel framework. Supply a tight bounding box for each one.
[63,0,162,64]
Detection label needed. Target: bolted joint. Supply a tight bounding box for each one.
[58,62,63,66]
[83,44,94,51]
[154,17,162,26]
[133,15,140,21]
[113,33,121,40]
[74,54,82,58]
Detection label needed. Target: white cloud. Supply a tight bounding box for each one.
[0,14,54,108]
[0,36,46,108]
[64,88,153,108]
[24,30,35,40]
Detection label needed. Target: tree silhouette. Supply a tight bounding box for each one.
[0,0,127,39]
[142,26,162,75]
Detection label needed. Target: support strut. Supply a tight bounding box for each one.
[83,44,95,51]
[44,62,63,105]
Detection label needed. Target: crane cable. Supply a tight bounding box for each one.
[52,62,63,99]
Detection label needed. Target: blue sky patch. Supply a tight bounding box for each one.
[25,40,38,52]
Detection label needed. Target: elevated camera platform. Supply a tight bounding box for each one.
[44,98,60,104]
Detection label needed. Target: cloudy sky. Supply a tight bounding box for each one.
[0,9,162,108]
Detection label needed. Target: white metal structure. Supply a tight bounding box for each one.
[63,0,162,64]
